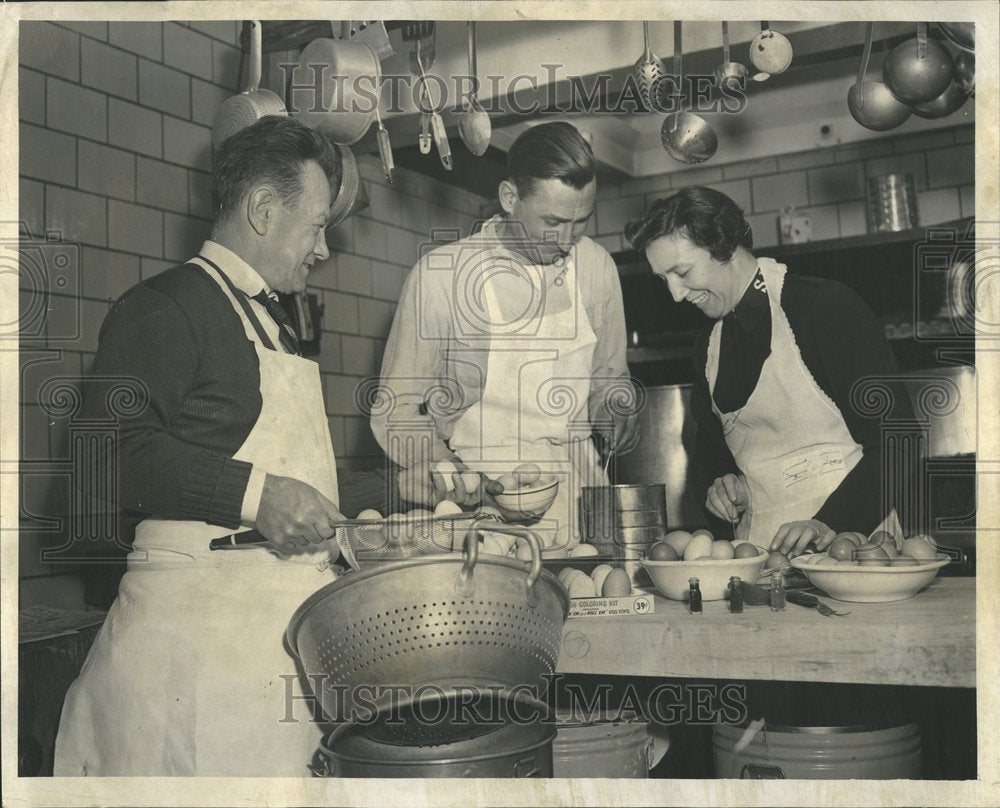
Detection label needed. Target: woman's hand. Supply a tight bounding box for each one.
[706,473,750,523]
[771,519,837,557]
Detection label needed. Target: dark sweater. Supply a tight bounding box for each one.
[690,270,913,536]
[81,264,260,529]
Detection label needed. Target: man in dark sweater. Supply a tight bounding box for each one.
[625,186,913,555]
[56,117,355,775]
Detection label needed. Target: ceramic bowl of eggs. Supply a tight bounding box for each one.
[640,529,767,601]
[790,532,949,603]
[493,464,560,518]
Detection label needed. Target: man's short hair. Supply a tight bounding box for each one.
[507,122,596,198]
[212,116,341,222]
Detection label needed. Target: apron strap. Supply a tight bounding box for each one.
[197,255,279,352]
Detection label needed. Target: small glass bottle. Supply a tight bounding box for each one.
[728,576,744,613]
[688,577,703,614]
[770,570,786,611]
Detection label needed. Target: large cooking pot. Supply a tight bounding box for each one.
[327,143,367,227]
[314,717,555,778]
[290,38,380,145]
[286,524,569,745]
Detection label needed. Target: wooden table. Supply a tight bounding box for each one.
[557,578,975,689]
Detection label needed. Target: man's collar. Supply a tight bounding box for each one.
[198,241,272,297]
[725,266,768,331]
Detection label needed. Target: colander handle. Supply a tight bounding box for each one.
[456,521,544,604]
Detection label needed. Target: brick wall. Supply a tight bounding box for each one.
[591,124,975,253]
[17,21,485,602]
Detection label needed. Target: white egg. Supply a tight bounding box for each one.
[481,535,506,556]
[515,541,533,561]
[590,564,614,593]
[482,531,514,555]
[568,575,598,599]
[683,534,714,562]
[433,499,463,517]
[569,543,599,558]
[356,508,383,521]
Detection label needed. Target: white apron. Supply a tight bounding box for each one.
[448,250,606,545]
[706,258,862,546]
[54,260,341,776]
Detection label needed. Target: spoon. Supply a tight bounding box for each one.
[661,20,718,164]
[457,22,491,156]
[634,21,668,111]
[714,21,748,89]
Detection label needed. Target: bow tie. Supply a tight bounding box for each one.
[252,290,301,355]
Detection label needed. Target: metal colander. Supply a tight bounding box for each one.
[287,523,569,746]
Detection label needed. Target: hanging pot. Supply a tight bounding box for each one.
[328,144,367,227]
[634,21,669,110]
[848,23,911,132]
[212,20,287,149]
[662,20,718,164]
[749,21,792,81]
[937,22,974,52]
[290,38,380,145]
[883,23,954,105]
[912,78,970,119]
[954,50,975,96]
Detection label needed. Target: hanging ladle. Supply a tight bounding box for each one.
[847,22,911,132]
[457,22,492,156]
[661,20,718,165]
[749,21,793,82]
[634,21,669,111]
[714,21,748,88]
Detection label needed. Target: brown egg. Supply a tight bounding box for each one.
[602,569,632,597]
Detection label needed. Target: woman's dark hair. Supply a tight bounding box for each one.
[624,185,753,261]
[212,116,341,222]
[507,122,595,198]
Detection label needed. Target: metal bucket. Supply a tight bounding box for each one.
[315,719,555,778]
[867,173,919,232]
[553,710,667,778]
[713,721,922,779]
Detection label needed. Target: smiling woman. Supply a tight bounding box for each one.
[624,185,913,553]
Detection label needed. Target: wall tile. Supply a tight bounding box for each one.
[959,185,975,219]
[893,129,954,154]
[927,144,974,190]
[191,78,229,126]
[595,234,623,254]
[808,163,865,205]
[344,416,382,458]
[353,218,390,262]
[371,261,407,302]
[77,299,109,353]
[316,332,342,374]
[337,253,373,297]
[46,186,107,247]
[366,183,403,228]
[864,152,927,190]
[307,255,338,291]
[358,297,395,339]
[834,140,893,164]
[917,188,961,226]
[594,184,621,201]
[668,165,723,188]
[20,22,80,82]
[20,123,76,186]
[838,201,868,238]
[325,217,355,254]
[746,212,779,249]
[19,178,45,236]
[189,21,239,45]
[163,23,214,77]
[188,169,213,218]
[323,291,360,334]
[141,257,174,279]
[80,246,141,302]
[108,200,162,257]
[46,78,107,141]
[57,21,108,41]
[212,40,242,90]
[164,212,211,262]
[41,293,83,349]
[797,204,840,242]
[81,38,137,100]
[137,157,188,213]
[19,67,46,124]
[109,98,162,158]
[778,149,835,173]
[386,229,419,269]
[78,141,136,202]
[752,170,808,214]
[139,60,191,119]
[163,116,211,172]
[705,179,752,213]
[619,174,672,199]
[108,22,163,62]
[341,334,379,376]
[596,195,645,237]
[398,195,431,234]
[324,373,364,416]
[724,157,779,180]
